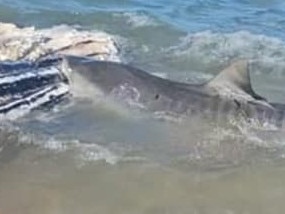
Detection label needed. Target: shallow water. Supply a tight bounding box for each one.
[1,0,285,213]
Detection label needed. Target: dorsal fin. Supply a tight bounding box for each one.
[208,60,251,92]
[207,60,265,100]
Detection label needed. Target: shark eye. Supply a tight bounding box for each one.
[234,99,241,109]
[154,94,160,100]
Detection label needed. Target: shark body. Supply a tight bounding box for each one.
[0,55,284,127]
[63,56,285,127]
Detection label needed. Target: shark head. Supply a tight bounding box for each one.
[62,55,133,93]
[61,55,155,107]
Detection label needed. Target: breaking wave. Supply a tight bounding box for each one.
[164,30,285,75]
[0,124,121,166]
[114,12,159,28]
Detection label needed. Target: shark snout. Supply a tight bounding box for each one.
[61,55,89,83]
[62,55,86,69]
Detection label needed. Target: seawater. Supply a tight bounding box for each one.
[1,0,285,213]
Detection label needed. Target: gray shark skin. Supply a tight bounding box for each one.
[63,56,285,127]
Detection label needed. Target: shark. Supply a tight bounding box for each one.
[0,55,284,127]
[62,56,285,127]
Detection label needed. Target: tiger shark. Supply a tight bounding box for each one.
[0,55,284,127]
[63,56,285,127]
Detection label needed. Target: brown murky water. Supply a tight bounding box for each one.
[1,145,285,214]
[1,103,285,214]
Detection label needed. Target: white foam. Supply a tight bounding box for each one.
[41,137,68,153]
[38,137,120,165]
[164,30,285,75]
[151,72,168,79]
[115,12,158,28]
[77,143,119,165]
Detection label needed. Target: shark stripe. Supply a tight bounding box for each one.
[63,56,285,128]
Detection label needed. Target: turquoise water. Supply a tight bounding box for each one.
[1,0,285,87]
[0,0,284,37]
[1,1,285,214]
